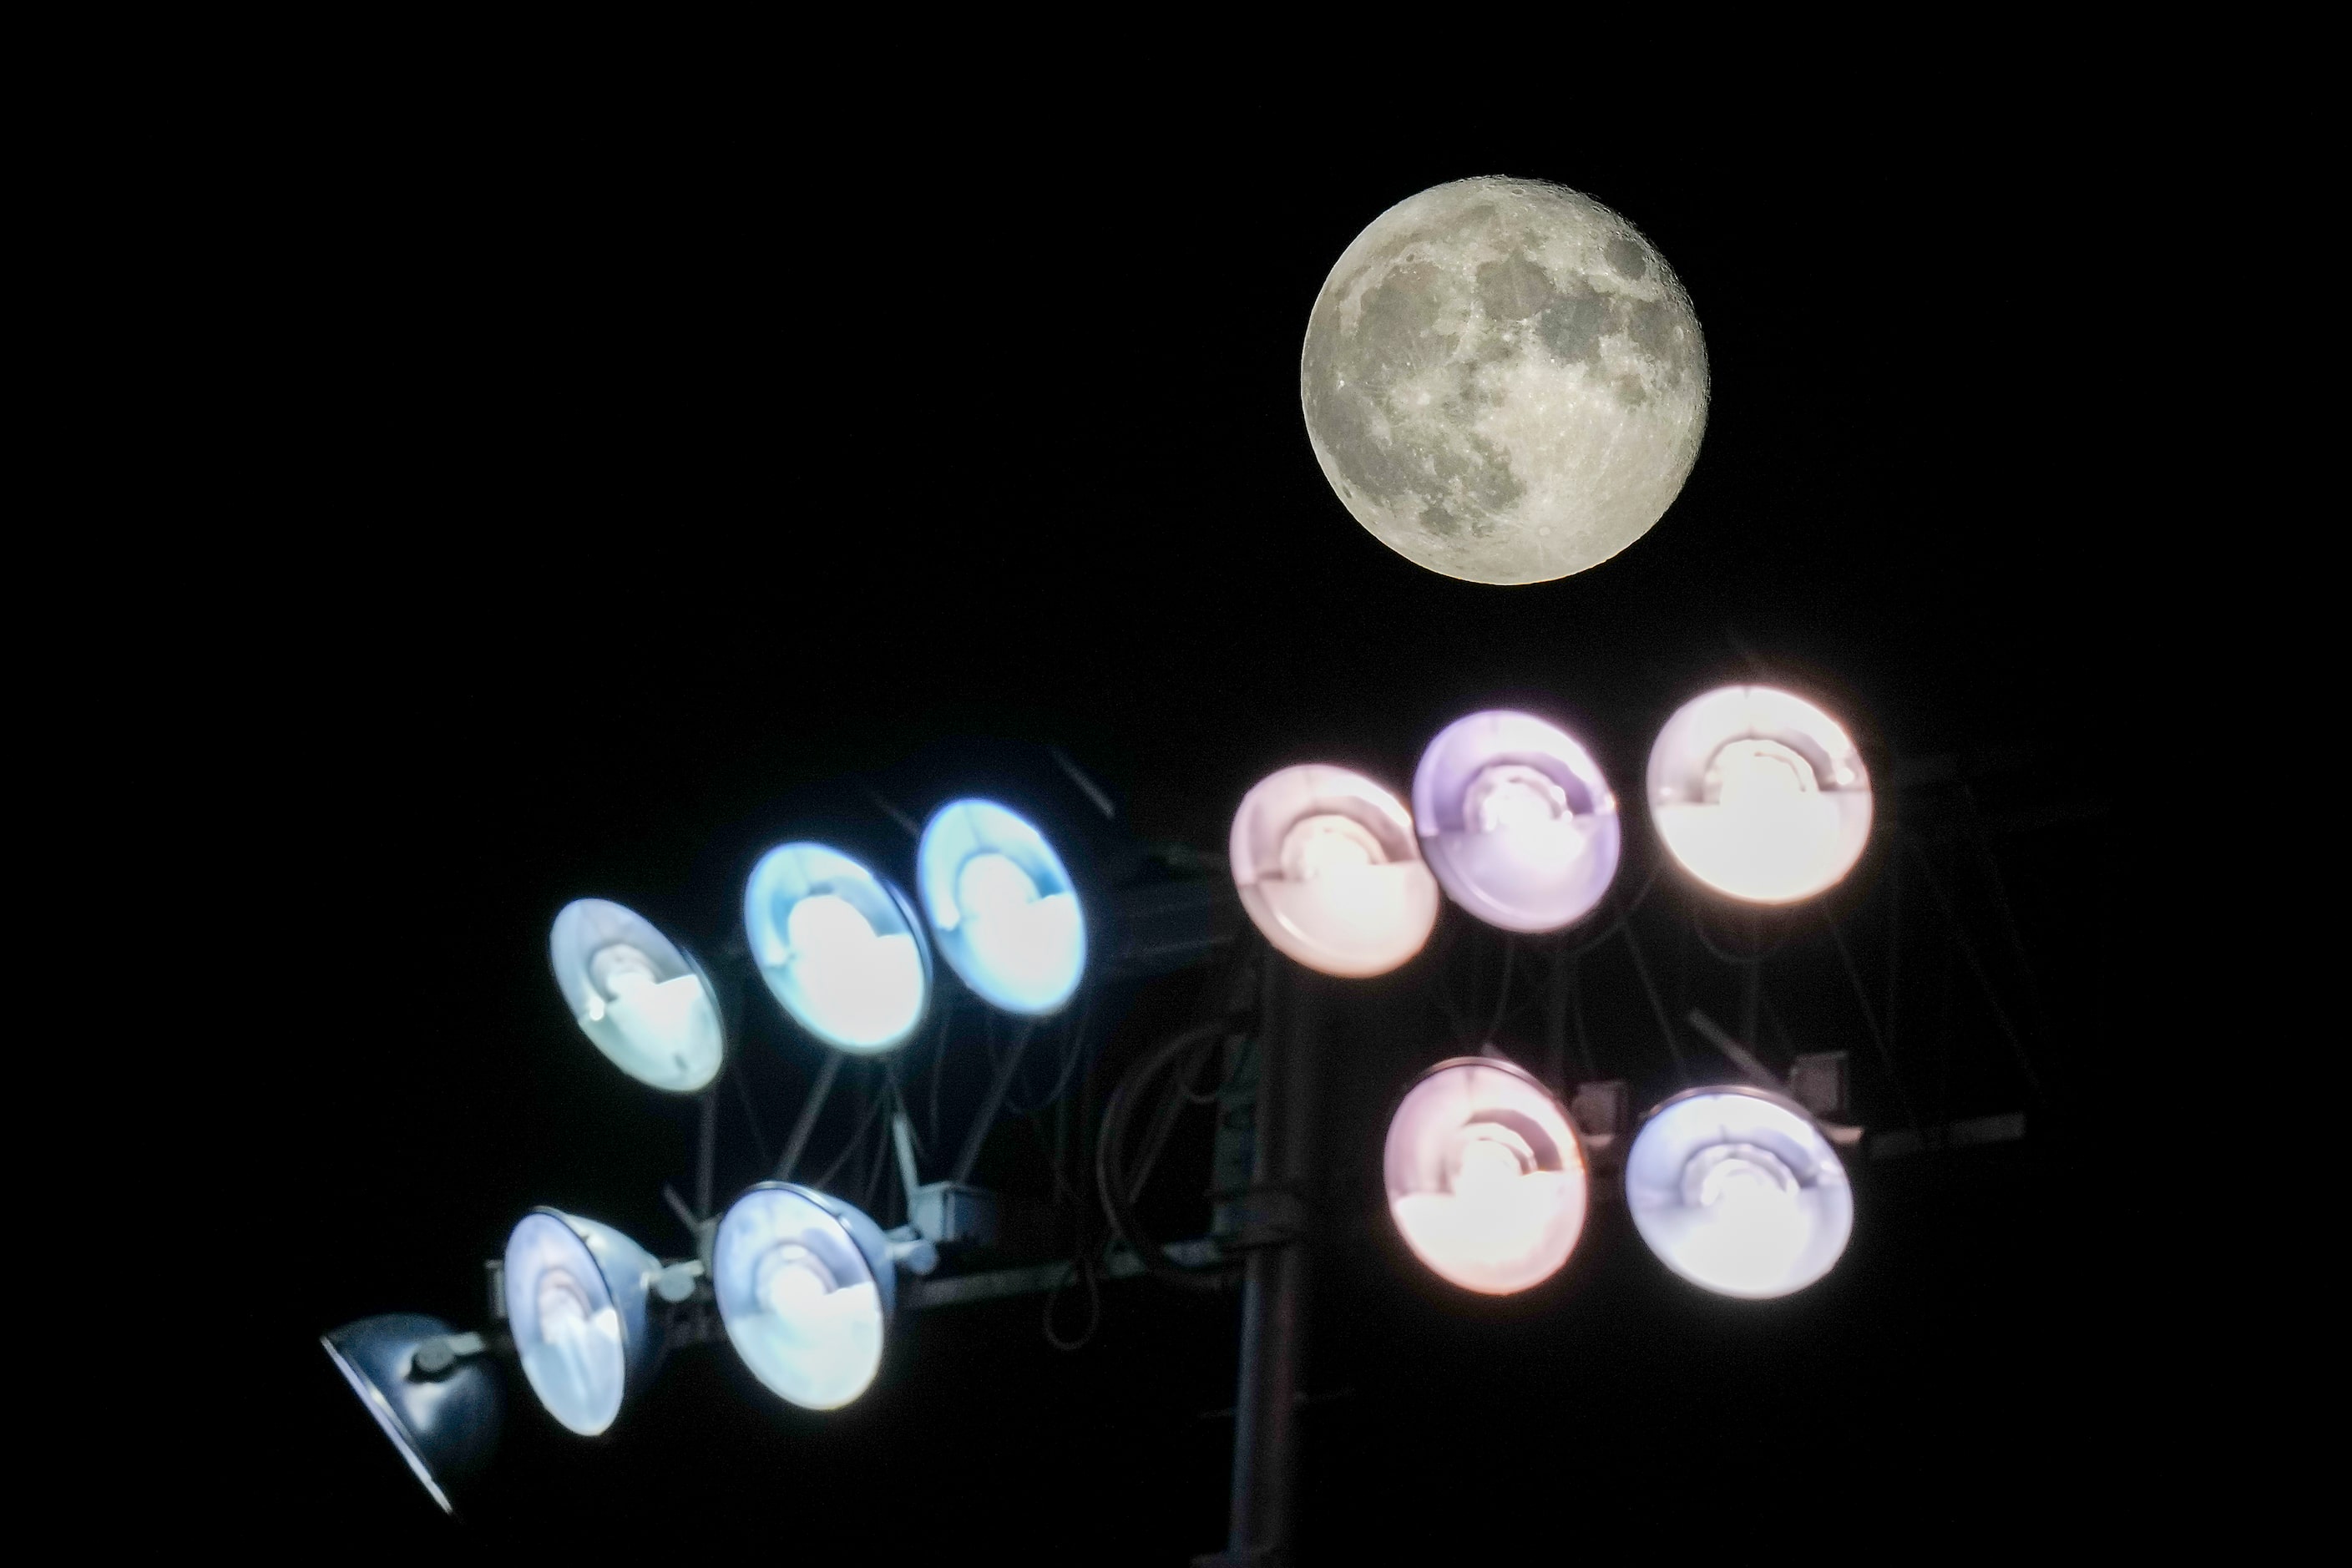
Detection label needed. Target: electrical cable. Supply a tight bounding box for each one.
[1095,1016,1242,1289]
[1040,1247,1100,1352]
[1687,893,1795,966]
[812,1069,890,1191]
[1820,902,1922,1136]
[1482,939,1515,1044]
[1617,909,1690,1082]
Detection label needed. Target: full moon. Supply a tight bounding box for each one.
[1301,177,1708,585]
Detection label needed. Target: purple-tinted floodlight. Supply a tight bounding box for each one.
[1413,710,1621,933]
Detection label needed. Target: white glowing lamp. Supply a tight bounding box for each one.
[714,1182,895,1411]
[1647,686,1872,904]
[503,1209,665,1436]
[549,898,723,1091]
[917,799,1085,1016]
[1414,710,1621,933]
[1385,1056,1590,1294]
[1229,765,1439,978]
[1624,1085,1854,1298]
[745,842,932,1054]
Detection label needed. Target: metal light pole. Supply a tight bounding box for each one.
[1205,957,1321,1566]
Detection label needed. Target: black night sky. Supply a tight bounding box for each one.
[246,115,2110,1556]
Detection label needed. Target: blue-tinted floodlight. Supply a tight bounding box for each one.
[321,1314,503,1515]
[1230,764,1439,978]
[1413,710,1621,933]
[715,1182,895,1411]
[744,842,932,1054]
[549,898,724,1092]
[1625,1086,1854,1298]
[1384,1057,1591,1294]
[503,1210,664,1436]
[1646,686,1873,904]
[916,799,1085,1015]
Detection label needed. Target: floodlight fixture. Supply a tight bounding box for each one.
[714,1182,895,1411]
[744,842,933,1053]
[549,898,724,1091]
[321,1314,503,1515]
[1624,1085,1854,1298]
[916,798,1086,1015]
[503,1209,665,1436]
[1646,686,1873,904]
[1229,764,1438,977]
[1413,710,1621,933]
[1385,1056,1591,1294]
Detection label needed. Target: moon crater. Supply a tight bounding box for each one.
[1302,177,1708,584]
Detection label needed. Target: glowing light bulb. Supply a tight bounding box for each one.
[957,852,1040,918]
[1625,1087,1852,1299]
[1648,687,1872,904]
[503,1210,663,1436]
[550,901,723,1091]
[917,802,1085,1016]
[1384,1058,1589,1295]
[716,1183,895,1411]
[1413,711,1620,933]
[1232,766,1438,978]
[746,844,933,1053]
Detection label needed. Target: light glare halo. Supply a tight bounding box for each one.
[1230,764,1439,977]
[503,1209,661,1436]
[744,842,933,1053]
[714,1182,895,1411]
[1624,1085,1854,1299]
[1413,711,1621,933]
[916,799,1086,1015]
[549,898,724,1091]
[1646,686,1872,904]
[1383,1055,1590,1294]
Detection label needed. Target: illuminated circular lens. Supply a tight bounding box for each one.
[549,899,723,1091]
[1624,1086,1853,1298]
[1413,711,1621,933]
[715,1183,893,1411]
[1383,1057,1590,1294]
[1646,687,1872,904]
[1231,765,1439,978]
[917,800,1085,1015]
[503,1210,660,1435]
[745,842,933,1053]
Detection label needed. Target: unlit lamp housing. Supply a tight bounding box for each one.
[1414,710,1621,933]
[321,1313,503,1515]
[714,1182,895,1411]
[745,842,932,1053]
[1646,686,1872,904]
[917,799,1086,1016]
[1624,1085,1854,1298]
[1385,1056,1591,1294]
[549,898,724,1091]
[1230,764,1438,977]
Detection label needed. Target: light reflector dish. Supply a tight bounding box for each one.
[549,898,723,1091]
[1646,686,1872,904]
[715,1182,895,1411]
[1413,710,1621,933]
[503,1209,662,1435]
[745,842,932,1053]
[320,1313,503,1515]
[1385,1056,1590,1293]
[1625,1085,1854,1298]
[917,799,1085,1015]
[1230,764,1438,977]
